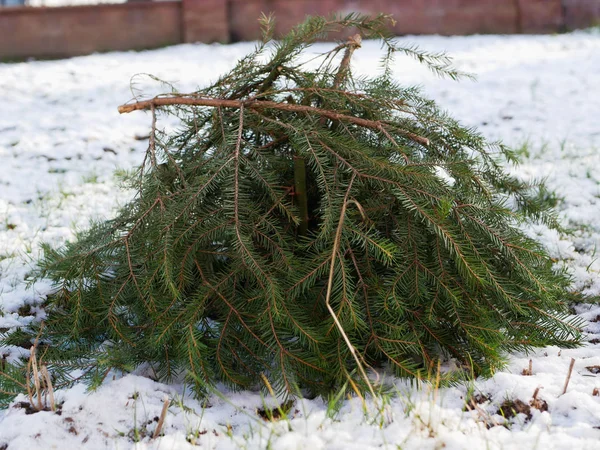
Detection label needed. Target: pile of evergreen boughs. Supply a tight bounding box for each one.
[0,14,582,402]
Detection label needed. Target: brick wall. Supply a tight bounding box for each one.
[563,0,600,29]
[517,0,564,33]
[1,0,599,60]
[229,0,522,41]
[0,2,182,59]
[182,0,228,43]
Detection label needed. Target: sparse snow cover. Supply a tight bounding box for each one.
[1,31,600,449]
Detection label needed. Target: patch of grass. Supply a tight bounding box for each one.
[513,140,532,159]
[82,172,99,184]
[48,168,68,174]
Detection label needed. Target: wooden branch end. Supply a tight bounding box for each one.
[118,103,140,114]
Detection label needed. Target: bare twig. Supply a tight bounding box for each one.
[562,358,576,395]
[318,34,362,131]
[118,97,429,147]
[153,397,170,439]
[332,34,362,89]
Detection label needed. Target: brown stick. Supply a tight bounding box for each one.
[118,97,429,146]
[562,358,576,395]
[153,397,170,439]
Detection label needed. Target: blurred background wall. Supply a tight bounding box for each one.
[1,0,599,60]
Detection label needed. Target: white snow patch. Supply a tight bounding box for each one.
[2,31,600,449]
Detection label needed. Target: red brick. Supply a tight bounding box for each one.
[228,0,521,38]
[562,0,600,29]
[518,0,563,33]
[182,0,229,43]
[0,3,181,60]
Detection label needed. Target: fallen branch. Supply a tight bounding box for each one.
[118,96,429,147]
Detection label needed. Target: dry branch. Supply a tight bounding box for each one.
[118,96,430,146]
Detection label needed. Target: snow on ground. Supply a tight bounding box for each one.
[1,31,600,449]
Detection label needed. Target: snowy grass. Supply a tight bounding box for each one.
[1,31,600,449]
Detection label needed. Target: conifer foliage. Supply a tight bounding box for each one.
[1,14,582,400]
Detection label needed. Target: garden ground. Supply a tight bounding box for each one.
[1,30,600,449]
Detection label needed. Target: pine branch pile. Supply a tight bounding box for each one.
[0,14,582,401]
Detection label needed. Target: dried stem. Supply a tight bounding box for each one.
[562,358,576,395]
[40,365,56,412]
[531,386,540,403]
[29,346,43,411]
[26,356,34,409]
[324,173,378,403]
[522,358,533,376]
